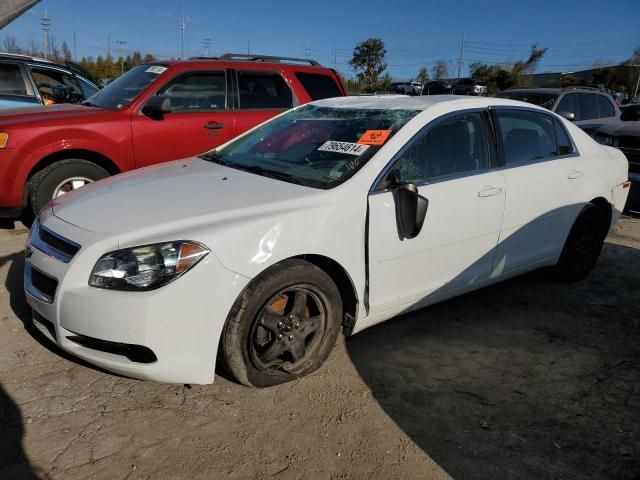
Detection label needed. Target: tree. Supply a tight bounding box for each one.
[349,38,387,93]
[432,60,448,80]
[131,51,143,66]
[417,67,429,85]
[62,41,72,62]
[468,43,548,94]
[2,35,21,53]
[379,73,393,92]
[143,54,157,63]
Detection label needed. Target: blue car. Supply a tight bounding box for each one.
[0,53,99,109]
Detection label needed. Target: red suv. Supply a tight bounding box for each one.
[0,53,347,220]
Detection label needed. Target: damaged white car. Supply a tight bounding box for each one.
[24,95,629,387]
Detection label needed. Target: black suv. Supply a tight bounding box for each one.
[496,87,620,135]
[0,53,100,109]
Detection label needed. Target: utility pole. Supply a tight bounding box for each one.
[304,44,311,59]
[116,40,126,75]
[107,34,111,59]
[457,33,465,79]
[180,0,188,59]
[332,48,337,69]
[73,29,77,62]
[203,33,211,57]
[41,10,50,59]
[247,40,251,55]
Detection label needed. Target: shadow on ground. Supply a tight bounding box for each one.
[0,387,37,480]
[348,241,640,480]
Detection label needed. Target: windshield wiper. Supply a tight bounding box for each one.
[199,151,228,165]
[236,165,312,187]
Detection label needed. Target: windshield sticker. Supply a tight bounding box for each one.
[145,66,168,74]
[358,129,392,146]
[317,141,370,156]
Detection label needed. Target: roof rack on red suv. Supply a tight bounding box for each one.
[188,53,321,67]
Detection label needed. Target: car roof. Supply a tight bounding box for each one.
[0,52,56,65]
[312,95,538,111]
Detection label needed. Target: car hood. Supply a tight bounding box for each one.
[51,157,317,236]
[0,103,110,128]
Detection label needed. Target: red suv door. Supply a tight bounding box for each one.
[232,69,296,136]
[131,69,236,167]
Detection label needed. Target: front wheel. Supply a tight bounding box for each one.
[29,159,109,217]
[220,259,342,388]
[554,203,610,281]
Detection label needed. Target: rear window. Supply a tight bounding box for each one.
[0,63,27,95]
[496,91,558,110]
[295,72,343,100]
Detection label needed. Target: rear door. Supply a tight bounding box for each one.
[232,69,295,138]
[131,69,236,167]
[492,108,583,273]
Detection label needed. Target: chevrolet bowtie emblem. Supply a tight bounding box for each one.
[24,245,33,259]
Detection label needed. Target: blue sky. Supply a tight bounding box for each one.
[2,0,639,80]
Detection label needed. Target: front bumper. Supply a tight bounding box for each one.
[24,212,250,384]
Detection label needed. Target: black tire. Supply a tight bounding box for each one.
[554,203,610,282]
[221,259,342,388]
[29,159,110,217]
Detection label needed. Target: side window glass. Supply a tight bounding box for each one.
[78,78,98,99]
[159,72,226,112]
[579,93,599,120]
[554,118,575,156]
[294,72,342,100]
[31,67,83,103]
[556,93,580,121]
[496,110,558,165]
[596,95,615,118]
[0,63,27,95]
[237,71,293,109]
[393,112,489,184]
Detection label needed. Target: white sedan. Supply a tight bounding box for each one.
[24,95,630,387]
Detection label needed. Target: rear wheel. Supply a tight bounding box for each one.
[221,259,342,388]
[554,203,610,281]
[29,159,109,217]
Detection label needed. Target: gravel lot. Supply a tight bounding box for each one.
[1,217,639,480]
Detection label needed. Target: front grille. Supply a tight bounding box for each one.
[30,266,58,300]
[39,226,80,258]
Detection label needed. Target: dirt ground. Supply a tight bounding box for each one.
[1,217,639,480]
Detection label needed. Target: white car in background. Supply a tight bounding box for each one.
[24,95,629,387]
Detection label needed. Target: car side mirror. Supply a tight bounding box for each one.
[142,95,172,118]
[558,111,576,122]
[394,183,429,239]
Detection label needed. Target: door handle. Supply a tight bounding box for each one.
[567,170,583,179]
[204,121,225,130]
[477,186,502,197]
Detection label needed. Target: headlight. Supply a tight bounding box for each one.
[0,132,8,149]
[89,241,209,291]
